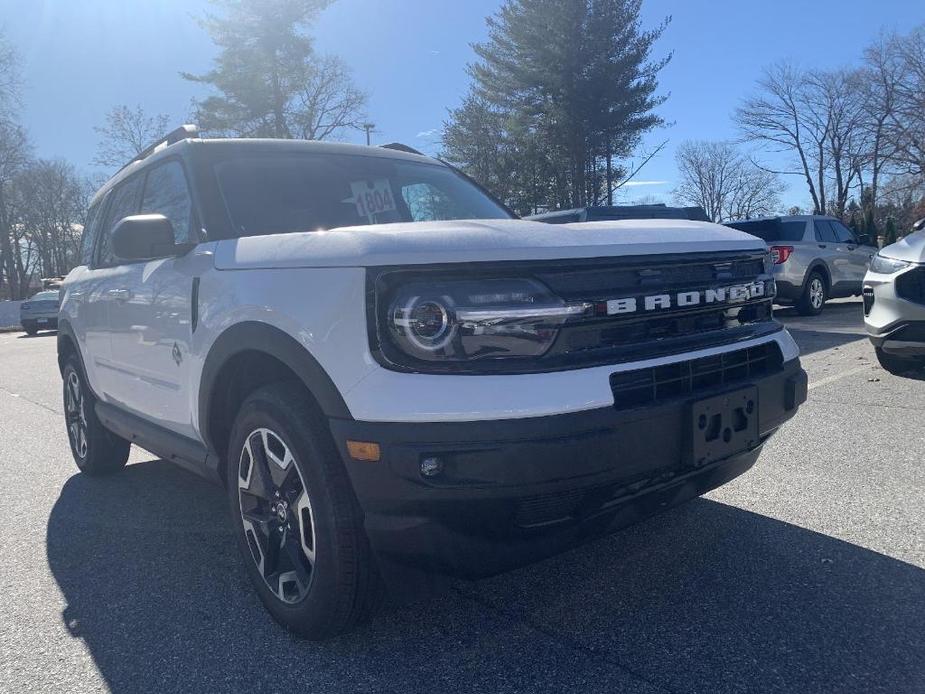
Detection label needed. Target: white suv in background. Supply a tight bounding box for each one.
[863,222,925,374]
[58,127,807,638]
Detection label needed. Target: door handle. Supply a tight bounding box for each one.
[818,244,827,249]
[108,288,132,301]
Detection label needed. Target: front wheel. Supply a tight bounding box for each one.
[23,321,37,336]
[227,382,380,639]
[62,356,130,475]
[875,347,925,376]
[797,272,827,316]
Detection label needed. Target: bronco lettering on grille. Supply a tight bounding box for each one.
[604,281,766,315]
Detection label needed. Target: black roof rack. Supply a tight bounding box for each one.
[116,124,200,174]
[380,142,424,156]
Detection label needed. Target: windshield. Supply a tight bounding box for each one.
[30,291,59,301]
[214,153,512,237]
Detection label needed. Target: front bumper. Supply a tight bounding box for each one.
[864,265,925,355]
[330,358,806,587]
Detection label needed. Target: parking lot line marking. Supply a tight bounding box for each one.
[808,364,874,391]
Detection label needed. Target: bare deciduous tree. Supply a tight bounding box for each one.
[736,64,830,214]
[0,31,21,123]
[673,140,783,222]
[292,56,367,140]
[0,122,31,299]
[884,27,925,181]
[93,105,171,168]
[860,34,904,209]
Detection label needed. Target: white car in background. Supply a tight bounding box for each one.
[863,220,925,374]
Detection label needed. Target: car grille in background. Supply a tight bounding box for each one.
[896,267,925,305]
[609,341,783,410]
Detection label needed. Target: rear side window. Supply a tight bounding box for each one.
[814,220,838,243]
[96,176,144,266]
[726,219,805,242]
[140,160,194,244]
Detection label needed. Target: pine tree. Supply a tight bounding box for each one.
[444,0,669,210]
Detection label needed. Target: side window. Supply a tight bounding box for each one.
[80,195,107,266]
[831,221,856,244]
[140,160,194,244]
[97,176,144,267]
[814,220,838,244]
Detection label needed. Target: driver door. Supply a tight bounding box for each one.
[104,159,201,438]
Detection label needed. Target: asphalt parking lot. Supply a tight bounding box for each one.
[0,299,922,694]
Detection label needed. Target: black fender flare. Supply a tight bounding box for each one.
[198,321,352,452]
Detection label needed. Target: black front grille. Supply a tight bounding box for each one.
[896,268,925,304]
[537,250,776,365]
[609,342,783,409]
[862,286,875,315]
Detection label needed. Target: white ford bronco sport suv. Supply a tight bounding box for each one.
[58,126,807,638]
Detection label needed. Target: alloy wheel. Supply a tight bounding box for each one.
[64,369,88,459]
[810,278,824,309]
[238,428,316,604]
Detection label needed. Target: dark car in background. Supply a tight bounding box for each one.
[725,215,877,316]
[20,290,60,335]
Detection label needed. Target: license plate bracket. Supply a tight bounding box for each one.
[688,386,759,467]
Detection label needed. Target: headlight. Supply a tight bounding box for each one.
[869,253,912,275]
[380,276,591,366]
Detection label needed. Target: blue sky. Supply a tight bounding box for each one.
[1,0,923,209]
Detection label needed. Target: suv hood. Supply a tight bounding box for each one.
[880,230,925,263]
[214,218,766,270]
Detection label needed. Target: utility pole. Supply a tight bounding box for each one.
[362,122,375,146]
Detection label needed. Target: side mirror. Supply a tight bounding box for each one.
[111,214,185,261]
[856,233,870,246]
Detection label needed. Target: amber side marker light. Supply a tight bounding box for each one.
[346,440,381,462]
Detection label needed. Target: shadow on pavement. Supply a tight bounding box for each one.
[776,301,868,357]
[48,460,925,693]
[780,327,867,357]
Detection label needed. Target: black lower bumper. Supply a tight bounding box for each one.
[773,279,802,302]
[868,321,925,356]
[21,317,58,329]
[330,358,806,587]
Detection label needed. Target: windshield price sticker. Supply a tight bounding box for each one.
[347,179,397,222]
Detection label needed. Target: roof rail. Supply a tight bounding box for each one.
[116,124,200,175]
[380,142,424,156]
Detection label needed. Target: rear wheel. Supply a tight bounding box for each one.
[227,382,380,639]
[797,272,827,316]
[62,356,130,475]
[875,347,925,375]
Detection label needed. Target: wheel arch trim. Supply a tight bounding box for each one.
[198,321,352,454]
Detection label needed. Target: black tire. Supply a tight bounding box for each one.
[62,355,130,475]
[227,381,380,639]
[797,272,827,316]
[23,321,37,336]
[875,347,925,376]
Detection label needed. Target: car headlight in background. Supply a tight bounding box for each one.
[383,277,592,364]
[869,253,912,275]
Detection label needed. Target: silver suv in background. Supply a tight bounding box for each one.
[20,289,60,335]
[725,216,876,315]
